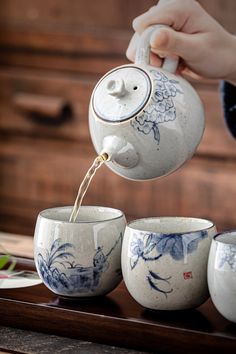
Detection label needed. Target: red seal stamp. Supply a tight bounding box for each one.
[183,271,193,280]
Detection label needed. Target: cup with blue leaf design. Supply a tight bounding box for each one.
[122,217,216,310]
[34,206,126,298]
[208,231,236,323]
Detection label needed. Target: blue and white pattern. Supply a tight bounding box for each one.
[130,231,207,297]
[217,244,236,272]
[37,234,122,294]
[131,70,183,144]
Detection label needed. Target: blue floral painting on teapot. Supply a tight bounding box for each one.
[131,70,183,144]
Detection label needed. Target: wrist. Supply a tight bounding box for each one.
[224,34,236,85]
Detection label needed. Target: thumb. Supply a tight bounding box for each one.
[150,27,199,62]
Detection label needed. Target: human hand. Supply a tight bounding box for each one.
[127,0,236,84]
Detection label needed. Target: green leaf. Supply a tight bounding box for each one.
[7,257,16,271]
[0,255,10,270]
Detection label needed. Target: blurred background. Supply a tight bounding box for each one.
[0,0,236,237]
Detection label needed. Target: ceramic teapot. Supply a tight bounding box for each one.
[89,25,205,180]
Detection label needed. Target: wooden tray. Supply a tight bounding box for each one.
[0,257,236,353]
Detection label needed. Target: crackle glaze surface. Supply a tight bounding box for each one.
[34,206,126,297]
[208,232,236,322]
[131,70,183,145]
[122,217,216,310]
[89,64,205,181]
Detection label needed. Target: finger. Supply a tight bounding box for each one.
[181,68,205,82]
[126,32,139,62]
[133,8,173,34]
[176,59,187,75]
[149,52,163,67]
[126,31,166,67]
[132,0,191,33]
[150,27,200,62]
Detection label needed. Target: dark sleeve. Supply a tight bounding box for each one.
[221,81,236,138]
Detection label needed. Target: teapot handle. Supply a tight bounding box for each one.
[135,25,179,74]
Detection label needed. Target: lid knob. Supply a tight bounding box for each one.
[107,78,127,98]
[92,66,151,122]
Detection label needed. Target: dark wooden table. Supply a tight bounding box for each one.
[0,258,236,354]
[0,326,152,354]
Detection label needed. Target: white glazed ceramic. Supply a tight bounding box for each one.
[208,231,236,323]
[122,217,216,310]
[0,271,42,289]
[89,25,205,181]
[34,206,126,298]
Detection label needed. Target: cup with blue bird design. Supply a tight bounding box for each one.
[208,231,236,323]
[122,217,216,310]
[34,206,126,298]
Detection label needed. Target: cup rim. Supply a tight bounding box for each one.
[39,205,125,224]
[213,230,236,246]
[127,216,214,234]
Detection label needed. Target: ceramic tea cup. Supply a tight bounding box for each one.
[34,206,126,298]
[121,217,216,310]
[208,231,236,323]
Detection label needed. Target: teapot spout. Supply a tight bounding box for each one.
[101,135,139,169]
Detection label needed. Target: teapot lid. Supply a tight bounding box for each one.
[92,66,152,122]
